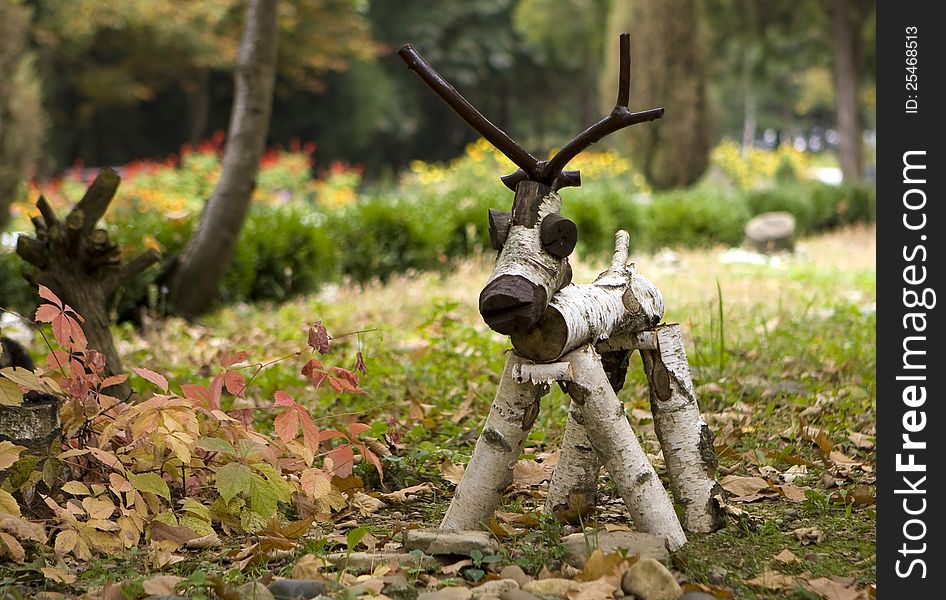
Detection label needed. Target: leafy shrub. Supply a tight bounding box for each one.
[644,187,750,249]
[746,184,817,233]
[0,248,35,315]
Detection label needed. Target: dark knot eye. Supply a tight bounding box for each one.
[540,214,578,258]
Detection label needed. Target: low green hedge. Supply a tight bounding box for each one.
[0,180,875,319]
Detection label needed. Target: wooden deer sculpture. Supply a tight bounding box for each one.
[399,34,725,550]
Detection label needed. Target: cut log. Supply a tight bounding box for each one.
[15,170,160,399]
[545,400,600,524]
[440,352,547,530]
[562,345,686,550]
[640,324,726,533]
[511,231,663,362]
[539,214,578,258]
[479,181,570,335]
[487,208,512,251]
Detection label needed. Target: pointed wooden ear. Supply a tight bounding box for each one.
[540,214,578,258]
[487,208,511,251]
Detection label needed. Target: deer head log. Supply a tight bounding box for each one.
[479,180,576,335]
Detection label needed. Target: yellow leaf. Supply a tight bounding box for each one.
[142,575,185,596]
[54,529,79,556]
[0,515,47,543]
[41,566,77,584]
[0,378,23,406]
[62,481,92,496]
[0,441,24,470]
[0,531,25,562]
[575,549,624,584]
[0,489,20,517]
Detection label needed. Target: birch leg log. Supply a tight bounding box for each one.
[641,324,726,533]
[545,400,600,524]
[563,345,687,550]
[511,231,663,362]
[441,352,545,530]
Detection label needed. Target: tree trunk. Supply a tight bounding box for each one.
[640,324,726,532]
[832,0,862,181]
[185,67,210,147]
[168,0,278,318]
[440,353,546,530]
[16,169,160,400]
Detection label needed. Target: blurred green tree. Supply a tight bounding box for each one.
[602,0,712,189]
[0,0,47,230]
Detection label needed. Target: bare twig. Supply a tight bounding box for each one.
[397,44,540,178]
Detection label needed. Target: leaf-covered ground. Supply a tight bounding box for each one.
[1,225,875,599]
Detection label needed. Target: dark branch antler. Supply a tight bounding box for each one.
[398,44,540,178]
[398,33,663,192]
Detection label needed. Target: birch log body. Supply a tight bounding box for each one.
[641,324,726,533]
[441,352,545,530]
[511,233,663,363]
[545,400,601,524]
[564,345,687,550]
[479,181,570,335]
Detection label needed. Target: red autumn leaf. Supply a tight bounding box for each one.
[209,374,224,410]
[181,384,209,404]
[44,350,72,372]
[220,351,249,369]
[298,409,320,451]
[100,374,128,388]
[326,443,354,478]
[354,351,367,375]
[274,409,299,443]
[356,444,384,480]
[301,359,327,390]
[37,285,62,307]
[347,423,371,437]
[307,322,330,354]
[319,430,348,442]
[228,408,254,426]
[224,370,245,397]
[133,368,169,393]
[274,390,294,407]
[329,368,364,394]
[34,304,61,323]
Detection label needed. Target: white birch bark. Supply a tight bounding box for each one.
[641,324,726,532]
[563,345,687,550]
[440,352,545,530]
[511,231,664,362]
[544,399,601,524]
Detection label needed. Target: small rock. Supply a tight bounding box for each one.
[268,578,326,600]
[417,587,473,600]
[707,566,728,585]
[237,581,276,600]
[325,551,443,572]
[499,565,530,588]
[472,579,519,597]
[679,593,718,600]
[745,211,796,253]
[563,531,670,569]
[522,578,577,598]
[404,529,500,557]
[620,558,682,600]
[382,575,418,600]
[498,591,544,600]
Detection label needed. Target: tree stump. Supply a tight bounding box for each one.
[745,211,796,253]
[15,168,160,399]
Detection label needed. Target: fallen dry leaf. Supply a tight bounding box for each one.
[142,575,185,596]
[292,553,327,580]
[440,461,465,485]
[40,566,77,584]
[353,492,386,516]
[496,511,540,526]
[568,578,620,599]
[720,475,778,502]
[575,549,624,585]
[847,431,874,450]
[774,549,800,564]
[513,459,550,486]
[794,527,825,545]
[778,484,809,502]
[441,558,473,575]
[747,569,798,590]
[801,576,870,600]
[783,465,808,483]
[379,483,434,503]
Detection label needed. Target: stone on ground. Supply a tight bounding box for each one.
[471,579,519,597]
[562,531,670,568]
[403,529,500,556]
[268,578,326,599]
[522,578,578,598]
[498,565,531,587]
[417,586,473,600]
[745,211,796,253]
[621,558,682,600]
[236,581,276,600]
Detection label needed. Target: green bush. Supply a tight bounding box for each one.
[746,184,817,233]
[0,248,35,315]
[644,187,750,249]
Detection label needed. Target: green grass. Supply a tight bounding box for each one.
[4,225,876,598]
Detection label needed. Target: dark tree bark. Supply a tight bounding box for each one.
[16,169,160,400]
[168,0,278,318]
[832,0,862,181]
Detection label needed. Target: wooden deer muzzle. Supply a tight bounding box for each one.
[479,181,576,334]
